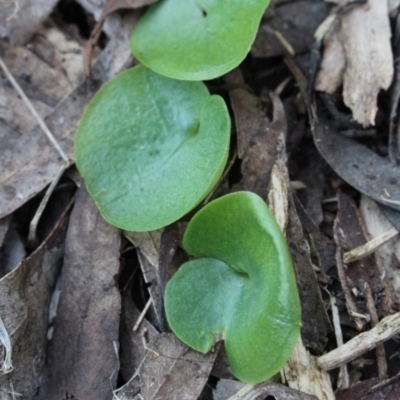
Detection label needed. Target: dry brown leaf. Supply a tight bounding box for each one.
[340,0,393,126]
[225,69,287,199]
[337,373,400,400]
[0,212,67,398]
[140,333,218,400]
[0,75,99,219]
[119,288,158,381]
[0,0,58,44]
[37,185,121,400]
[360,195,400,310]
[334,192,392,331]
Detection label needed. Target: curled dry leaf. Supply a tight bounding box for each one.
[38,186,121,400]
[0,210,67,398]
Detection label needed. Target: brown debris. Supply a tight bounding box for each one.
[0,208,67,398]
[334,192,391,330]
[140,333,218,400]
[38,185,121,400]
[226,69,287,199]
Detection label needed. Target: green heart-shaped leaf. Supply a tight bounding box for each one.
[131,0,271,81]
[165,191,301,383]
[75,66,230,231]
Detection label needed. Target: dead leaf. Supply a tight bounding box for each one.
[0,209,67,398]
[337,373,400,400]
[213,379,246,400]
[119,287,158,381]
[312,109,400,213]
[334,192,392,330]
[225,381,319,400]
[226,69,287,199]
[0,76,99,219]
[140,332,218,400]
[37,185,121,400]
[360,196,400,310]
[125,226,180,330]
[0,0,58,45]
[252,0,329,58]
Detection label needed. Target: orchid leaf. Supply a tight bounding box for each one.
[131,0,271,81]
[165,191,301,383]
[75,65,230,231]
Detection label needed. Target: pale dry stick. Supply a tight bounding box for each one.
[0,315,12,374]
[0,56,69,163]
[318,312,400,371]
[28,164,67,243]
[274,76,292,97]
[6,0,19,21]
[365,284,388,381]
[330,294,349,388]
[133,297,152,332]
[343,227,399,264]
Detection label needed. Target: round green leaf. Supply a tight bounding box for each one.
[130,0,271,81]
[75,66,230,231]
[165,192,301,384]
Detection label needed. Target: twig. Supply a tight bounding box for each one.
[343,227,399,263]
[133,298,152,332]
[0,56,69,163]
[317,312,400,371]
[365,284,388,381]
[28,164,67,244]
[330,294,349,388]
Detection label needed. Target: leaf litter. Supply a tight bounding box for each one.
[1,0,400,399]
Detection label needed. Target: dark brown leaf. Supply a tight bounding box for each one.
[226,69,287,199]
[38,185,121,400]
[334,192,392,330]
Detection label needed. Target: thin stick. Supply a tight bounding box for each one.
[0,56,69,163]
[133,298,152,332]
[330,294,349,388]
[343,227,398,263]
[365,284,388,381]
[28,164,67,244]
[317,312,400,371]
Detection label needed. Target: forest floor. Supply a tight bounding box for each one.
[1,0,400,399]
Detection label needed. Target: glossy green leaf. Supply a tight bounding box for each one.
[75,66,230,231]
[130,0,271,81]
[165,192,301,384]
